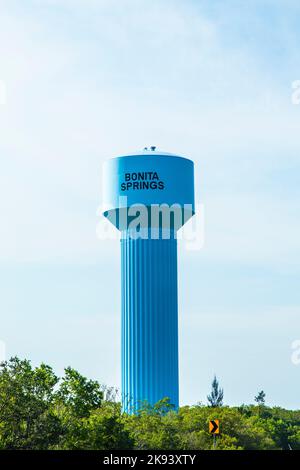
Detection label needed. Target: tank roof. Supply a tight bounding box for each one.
[112,149,192,162]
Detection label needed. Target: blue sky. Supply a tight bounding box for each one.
[1,0,300,408]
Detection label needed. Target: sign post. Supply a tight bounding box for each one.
[209,420,220,449]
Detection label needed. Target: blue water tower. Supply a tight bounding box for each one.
[102,147,195,413]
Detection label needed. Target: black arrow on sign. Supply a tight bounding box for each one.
[210,420,218,433]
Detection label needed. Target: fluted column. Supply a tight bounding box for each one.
[121,230,178,413]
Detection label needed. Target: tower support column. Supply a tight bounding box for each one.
[121,230,178,413]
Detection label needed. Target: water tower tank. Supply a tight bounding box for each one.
[102,148,195,413]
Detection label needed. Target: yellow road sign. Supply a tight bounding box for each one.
[209,420,220,434]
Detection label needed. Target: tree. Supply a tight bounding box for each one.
[207,376,224,407]
[254,391,266,406]
[0,357,61,449]
[55,367,103,418]
[0,358,104,449]
[125,399,181,450]
[55,402,133,450]
[1,356,300,450]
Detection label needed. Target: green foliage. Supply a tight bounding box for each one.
[207,376,224,407]
[0,357,60,449]
[0,357,300,450]
[177,406,276,450]
[55,402,133,450]
[124,399,181,449]
[55,367,103,418]
[255,391,266,406]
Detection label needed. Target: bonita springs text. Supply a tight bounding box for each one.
[121,172,165,191]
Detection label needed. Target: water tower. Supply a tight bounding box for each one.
[102,147,195,413]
